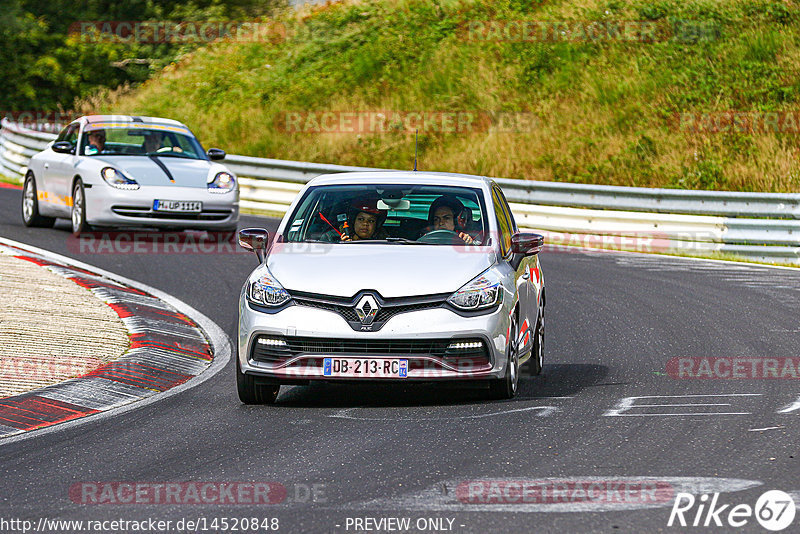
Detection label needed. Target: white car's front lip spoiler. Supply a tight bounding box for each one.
[85,183,239,228]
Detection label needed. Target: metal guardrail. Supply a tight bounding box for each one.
[1,119,798,263]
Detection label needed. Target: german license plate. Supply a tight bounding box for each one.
[323,358,408,378]
[153,200,202,212]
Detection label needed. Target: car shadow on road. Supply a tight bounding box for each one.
[517,363,613,399]
[273,363,610,408]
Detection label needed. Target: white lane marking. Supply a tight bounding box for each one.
[0,237,232,447]
[777,395,800,413]
[639,403,732,407]
[607,413,751,417]
[604,394,762,417]
[348,477,763,514]
[607,249,800,273]
[748,426,784,432]
[330,404,561,421]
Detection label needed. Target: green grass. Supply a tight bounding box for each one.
[89,0,800,191]
[0,174,22,186]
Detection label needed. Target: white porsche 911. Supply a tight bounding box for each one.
[22,115,239,235]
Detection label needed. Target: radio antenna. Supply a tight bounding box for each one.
[413,129,418,171]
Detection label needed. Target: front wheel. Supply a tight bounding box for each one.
[21,173,55,228]
[489,315,519,400]
[71,179,89,236]
[236,359,280,405]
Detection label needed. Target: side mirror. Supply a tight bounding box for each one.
[52,141,75,154]
[207,148,226,161]
[239,228,270,263]
[511,232,544,255]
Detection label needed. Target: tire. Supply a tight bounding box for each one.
[528,298,545,376]
[236,358,280,405]
[489,315,519,400]
[71,179,89,236]
[21,173,55,228]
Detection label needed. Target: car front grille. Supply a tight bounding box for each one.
[289,290,448,331]
[112,206,232,221]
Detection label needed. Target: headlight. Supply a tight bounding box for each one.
[208,171,235,193]
[248,270,291,307]
[447,269,504,311]
[101,167,139,190]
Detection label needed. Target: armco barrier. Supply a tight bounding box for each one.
[1,119,798,263]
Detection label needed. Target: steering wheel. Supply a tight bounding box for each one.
[417,229,466,245]
[156,146,183,153]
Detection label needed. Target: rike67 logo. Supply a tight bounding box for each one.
[668,490,796,531]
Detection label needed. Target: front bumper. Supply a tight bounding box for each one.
[238,300,511,383]
[85,183,239,229]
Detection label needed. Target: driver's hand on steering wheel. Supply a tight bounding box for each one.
[458,231,474,244]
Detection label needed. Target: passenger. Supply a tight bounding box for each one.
[422,195,475,244]
[321,197,389,242]
[85,129,106,155]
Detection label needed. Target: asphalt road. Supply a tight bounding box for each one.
[1,185,799,533]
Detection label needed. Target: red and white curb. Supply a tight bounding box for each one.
[0,237,230,442]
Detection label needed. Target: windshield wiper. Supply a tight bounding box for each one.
[385,237,429,244]
[147,152,196,159]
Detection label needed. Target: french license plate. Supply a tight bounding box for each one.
[153,200,202,212]
[323,358,408,378]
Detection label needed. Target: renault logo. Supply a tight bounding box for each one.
[355,295,379,325]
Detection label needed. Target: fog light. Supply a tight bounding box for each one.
[257,337,287,347]
[447,341,483,350]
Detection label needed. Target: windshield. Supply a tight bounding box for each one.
[284,184,489,245]
[80,123,206,159]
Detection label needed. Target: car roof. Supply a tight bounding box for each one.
[81,115,189,128]
[307,171,493,188]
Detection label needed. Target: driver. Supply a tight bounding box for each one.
[322,197,389,242]
[143,131,164,153]
[422,195,475,244]
[85,129,106,155]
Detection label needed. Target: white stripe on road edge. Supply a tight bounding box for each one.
[0,236,231,446]
[330,402,567,421]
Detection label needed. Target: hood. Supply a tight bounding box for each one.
[94,156,215,187]
[266,243,495,298]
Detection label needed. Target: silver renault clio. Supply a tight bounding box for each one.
[236,171,545,404]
